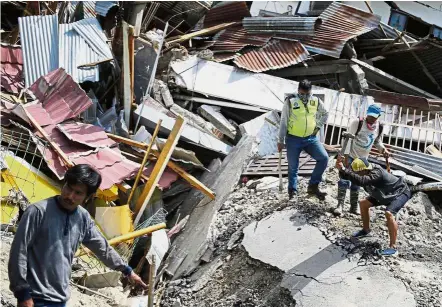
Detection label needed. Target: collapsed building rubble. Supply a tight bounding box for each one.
[1,1,442,307]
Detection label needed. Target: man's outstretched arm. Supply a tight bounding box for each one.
[82,218,147,288]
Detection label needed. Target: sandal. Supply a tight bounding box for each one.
[378,248,398,257]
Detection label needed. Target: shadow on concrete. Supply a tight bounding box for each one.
[281,243,348,296]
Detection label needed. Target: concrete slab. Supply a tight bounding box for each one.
[286,260,416,307]
[242,210,416,307]
[242,210,330,271]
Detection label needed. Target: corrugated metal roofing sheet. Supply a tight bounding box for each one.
[69,1,96,19]
[359,22,417,43]
[26,68,93,126]
[18,14,59,87]
[0,44,24,94]
[203,1,251,27]
[59,23,100,83]
[233,39,309,73]
[243,17,321,35]
[95,1,118,16]
[57,121,116,148]
[212,27,272,52]
[72,18,113,59]
[280,2,380,58]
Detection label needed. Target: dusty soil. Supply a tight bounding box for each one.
[161,162,442,307]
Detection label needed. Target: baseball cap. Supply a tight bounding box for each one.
[351,158,373,172]
[367,104,382,118]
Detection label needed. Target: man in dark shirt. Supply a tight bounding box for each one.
[336,157,411,256]
[9,164,147,307]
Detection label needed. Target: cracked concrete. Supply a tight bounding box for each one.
[242,209,417,307]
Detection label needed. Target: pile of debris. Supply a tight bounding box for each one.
[1,1,442,306]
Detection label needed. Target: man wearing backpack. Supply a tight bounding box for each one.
[334,104,390,216]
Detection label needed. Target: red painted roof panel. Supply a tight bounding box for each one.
[27,68,92,126]
[1,45,24,93]
[233,40,309,73]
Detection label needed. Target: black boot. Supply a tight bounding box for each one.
[350,190,359,214]
[333,187,347,216]
[288,189,297,200]
[307,184,327,200]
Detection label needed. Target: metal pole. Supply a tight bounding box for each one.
[134,22,169,133]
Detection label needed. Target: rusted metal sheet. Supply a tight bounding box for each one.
[212,27,272,53]
[233,39,309,73]
[243,150,315,176]
[243,17,321,35]
[280,2,380,58]
[203,1,250,28]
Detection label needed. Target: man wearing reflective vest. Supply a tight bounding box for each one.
[278,79,329,200]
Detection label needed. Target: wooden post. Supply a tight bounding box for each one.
[133,116,186,226]
[127,120,162,205]
[122,22,133,128]
[147,255,156,307]
[129,26,135,106]
[106,133,216,200]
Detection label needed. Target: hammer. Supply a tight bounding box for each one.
[339,132,355,157]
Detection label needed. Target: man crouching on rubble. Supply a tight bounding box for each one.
[8,164,146,307]
[335,157,411,256]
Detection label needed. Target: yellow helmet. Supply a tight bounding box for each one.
[351,158,373,172]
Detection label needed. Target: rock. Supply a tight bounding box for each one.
[255,177,280,191]
[246,179,260,189]
[357,277,362,280]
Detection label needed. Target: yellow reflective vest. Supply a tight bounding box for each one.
[287,96,319,137]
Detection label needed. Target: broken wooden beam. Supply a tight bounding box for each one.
[134,116,186,225]
[106,133,216,200]
[127,119,162,205]
[166,22,237,44]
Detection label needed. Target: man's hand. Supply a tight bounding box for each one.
[127,271,148,289]
[277,142,284,152]
[18,299,33,307]
[383,149,390,158]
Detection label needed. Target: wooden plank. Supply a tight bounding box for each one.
[107,133,216,200]
[127,120,162,205]
[77,58,113,68]
[129,26,135,107]
[134,116,186,226]
[166,22,238,44]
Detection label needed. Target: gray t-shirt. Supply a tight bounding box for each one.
[344,119,385,159]
[8,197,130,303]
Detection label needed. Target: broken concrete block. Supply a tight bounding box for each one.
[239,110,280,157]
[159,81,175,108]
[255,176,280,191]
[198,105,237,140]
[83,271,121,289]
